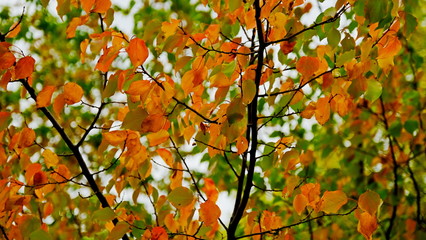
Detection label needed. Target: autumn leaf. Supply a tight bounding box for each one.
[81,0,95,13]
[315,97,330,125]
[199,200,221,226]
[42,149,59,168]
[356,211,378,240]
[126,38,149,67]
[318,190,348,214]
[147,129,169,146]
[63,82,84,105]
[358,190,382,216]
[235,136,248,154]
[66,15,89,38]
[5,22,21,38]
[53,93,66,116]
[280,41,296,54]
[203,178,219,202]
[107,222,129,240]
[15,56,35,79]
[0,51,15,70]
[36,86,55,108]
[296,56,319,77]
[92,0,111,13]
[0,112,11,130]
[151,226,168,240]
[293,194,308,215]
[168,186,193,208]
[103,130,128,146]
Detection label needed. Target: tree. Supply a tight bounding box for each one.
[0,0,425,239]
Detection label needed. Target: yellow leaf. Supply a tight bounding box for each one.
[126,37,149,67]
[161,19,180,38]
[199,200,221,226]
[147,129,169,146]
[36,86,55,108]
[63,82,84,105]
[318,190,348,214]
[293,194,308,215]
[42,149,59,168]
[315,97,330,125]
[358,190,382,216]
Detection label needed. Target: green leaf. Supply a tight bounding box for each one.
[30,229,53,240]
[336,50,355,66]
[404,120,419,135]
[328,28,340,49]
[364,79,382,102]
[92,207,116,222]
[389,121,402,137]
[227,98,245,124]
[122,107,148,130]
[168,186,194,208]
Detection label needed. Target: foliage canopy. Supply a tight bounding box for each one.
[0,0,425,239]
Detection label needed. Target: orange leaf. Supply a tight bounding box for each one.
[293,194,308,215]
[157,148,173,167]
[36,86,55,108]
[296,56,319,77]
[0,112,11,130]
[236,136,248,154]
[15,56,35,79]
[103,130,127,146]
[280,41,296,54]
[151,226,168,240]
[301,102,316,119]
[203,178,219,202]
[300,183,321,208]
[80,39,90,64]
[43,202,54,216]
[141,114,168,133]
[315,97,330,125]
[5,22,21,38]
[25,163,42,184]
[377,35,401,59]
[318,190,348,214]
[358,190,382,216]
[95,46,119,72]
[18,127,36,149]
[356,211,378,240]
[42,149,59,168]
[63,82,84,105]
[199,200,221,226]
[147,130,169,146]
[0,52,16,70]
[53,93,66,116]
[33,171,48,187]
[92,0,111,13]
[81,0,95,13]
[66,15,89,39]
[125,80,151,96]
[126,38,149,67]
